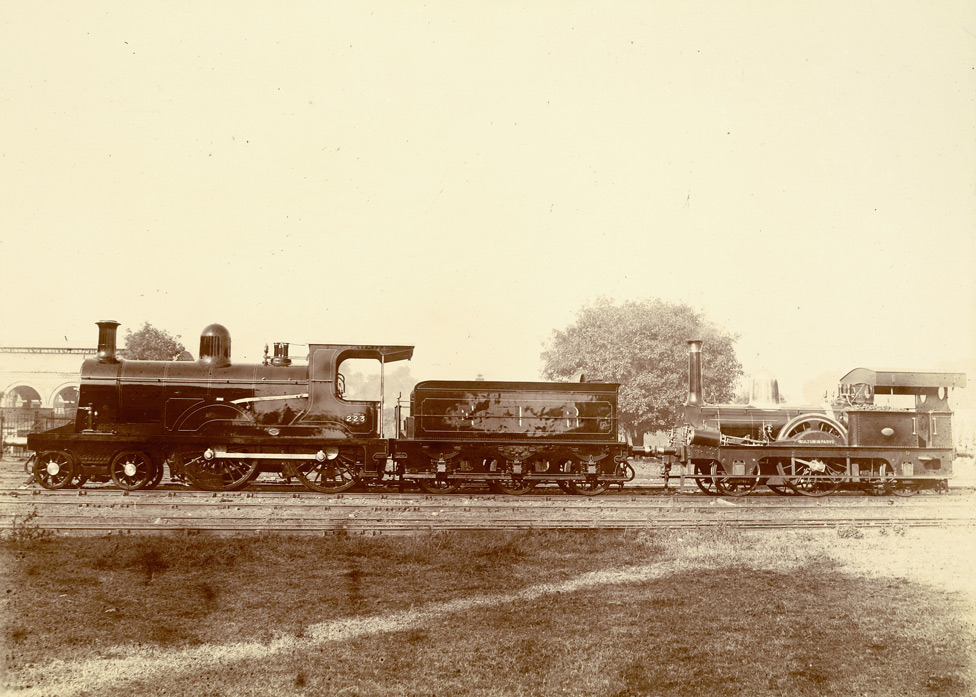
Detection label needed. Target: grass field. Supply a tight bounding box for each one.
[2,525,974,696]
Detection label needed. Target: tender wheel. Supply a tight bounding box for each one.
[564,457,610,496]
[776,415,847,444]
[489,458,538,495]
[880,462,922,497]
[34,451,76,489]
[489,478,537,495]
[181,452,258,492]
[776,458,845,497]
[417,477,462,494]
[110,451,155,490]
[711,461,760,497]
[295,453,360,493]
[694,462,719,495]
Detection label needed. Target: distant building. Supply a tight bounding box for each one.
[0,346,93,412]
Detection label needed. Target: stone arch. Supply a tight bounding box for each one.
[1,383,44,409]
[50,383,80,415]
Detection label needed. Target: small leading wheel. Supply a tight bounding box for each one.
[777,459,845,497]
[110,451,155,490]
[694,462,719,495]
[182,452,258,492]
[880,462,922,497]
[710,462,760,497]
[34,451,76,489]
[417,477,462,494]
[295,454,360,493]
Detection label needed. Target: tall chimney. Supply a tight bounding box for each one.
[96,320,121,364]
[686,340,703,406]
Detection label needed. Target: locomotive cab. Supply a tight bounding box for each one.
[838,369,965,450]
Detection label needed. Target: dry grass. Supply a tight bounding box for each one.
[2,527,974,696]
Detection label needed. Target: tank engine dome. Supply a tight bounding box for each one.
[199,323,231,366]
[748,369,781,407]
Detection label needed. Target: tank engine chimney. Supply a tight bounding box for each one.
[686,340,703,406]
[199,323,231,368]
[96,320,121,364]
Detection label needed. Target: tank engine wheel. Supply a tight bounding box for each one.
[34,451,76,490]
[776,415,847,444]
[879,462,922,497]
[710,461,760,497]
[776,458,845,497]
[110,451,155,490]
[693,462,719,495]
[417,478,462,494]
[181,452,258,492]
[295,454,360,494]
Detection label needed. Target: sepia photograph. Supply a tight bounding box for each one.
[1,2,974,695]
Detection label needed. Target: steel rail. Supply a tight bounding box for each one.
[1,516,973,535]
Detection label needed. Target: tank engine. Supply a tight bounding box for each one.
[27,321,631,495]
[670,340,966,496]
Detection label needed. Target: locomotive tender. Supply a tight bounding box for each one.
[671,340,966,496]
[27,321,632,495]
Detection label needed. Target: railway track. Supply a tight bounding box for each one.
[3,479,974,535]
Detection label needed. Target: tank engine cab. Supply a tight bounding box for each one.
[837,368,965,452]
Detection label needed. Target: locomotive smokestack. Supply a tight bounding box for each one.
[96,320,121,364]
[686,340,703,406]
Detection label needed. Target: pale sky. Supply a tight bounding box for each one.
[1,2,974,403]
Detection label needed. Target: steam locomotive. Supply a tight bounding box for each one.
[671,340,966,496]
[27,321,632,495]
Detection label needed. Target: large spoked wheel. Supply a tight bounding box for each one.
[110,451,155,491]
[776,415,848,444]
[34,451,76,489]
[295,454,360,493]
[777,459,845,497]
[880,462,922,497]
[417,477,462,494]
[694,462,719,495]
[182,453,258,492]
[711,462,760,497]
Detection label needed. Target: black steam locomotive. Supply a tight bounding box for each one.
[670,340,966,496]
[27,321,632,495]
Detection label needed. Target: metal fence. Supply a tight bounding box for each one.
[0,408,75,459]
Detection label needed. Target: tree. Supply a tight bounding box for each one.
[540,297,742,441]
[123,322,188,361]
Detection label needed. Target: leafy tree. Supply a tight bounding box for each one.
[123,322,188,361]
[541,297,742,441]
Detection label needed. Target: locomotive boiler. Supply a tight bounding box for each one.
[27,321,631,495]
[670,340,966,496]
